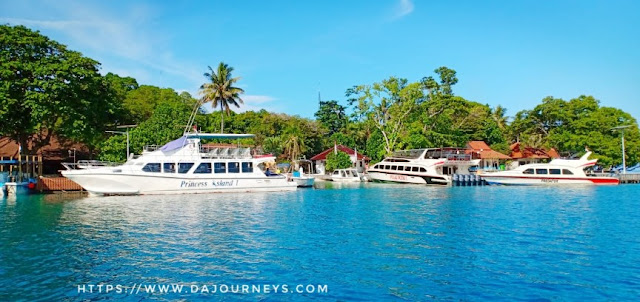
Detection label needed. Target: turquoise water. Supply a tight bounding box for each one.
[1,183,640,300]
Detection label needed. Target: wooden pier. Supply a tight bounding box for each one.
[36,177,83,192]
[618,173,640,184]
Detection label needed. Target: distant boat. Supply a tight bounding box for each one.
[480,151,619,185]
[290,160,315,187]
[331,168,365,182]
[367,148,480,185]
[61,133,298,195]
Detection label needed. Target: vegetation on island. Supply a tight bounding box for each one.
[1,24,639,167]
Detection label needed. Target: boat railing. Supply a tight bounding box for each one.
[144,145,161,152]
[446,154,473,161]
[199,146,253,159]
[62,160,120,170]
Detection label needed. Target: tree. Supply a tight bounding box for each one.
[347,77,423,155]
[199,63,244,133]
[282,133,306,162]
[510,95,640,166]
[99,95,196,162]
[325,151,352,172]
[122,85,185,124]
[0,25,119,153]
[491,105,508,130]
[314,100,347,135]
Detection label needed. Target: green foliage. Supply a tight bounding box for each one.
[122,85,185,124]
[347,77,424,155]
[0,25,120,152]
[99,90,197,162]
[510,95,640,166]
[325,151,352,172]
[314,100,347,135]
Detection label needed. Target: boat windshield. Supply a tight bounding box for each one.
[391,149,425,159]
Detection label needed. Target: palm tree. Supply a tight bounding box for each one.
[491,105,508,130]
[283,134,306,163]
[199,62,244,133]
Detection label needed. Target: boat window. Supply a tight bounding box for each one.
[391,165,397,170]
[194,163,212,174]
[163,163,175,173]
[242,162,253,173]
[341,171,346,177]
[549,169,561,175]
[178,163,194,174]
[412,167,419,172]
[562,169,573,175]
[333,170,340,175]
[214,162,226,173]
[384,165,390,170]
[419,167,426,173]
[405,166,411,171]
[142,163,161,172]
[228,162,240,173]
[523,169,534,174]
[536,169,548,175]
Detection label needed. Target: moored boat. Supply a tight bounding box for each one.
[61,133,298,195]
[367,148,480,185]
[479,151,619,185]
[331,168,365,182]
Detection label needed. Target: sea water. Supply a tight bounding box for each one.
[1,183,639,301]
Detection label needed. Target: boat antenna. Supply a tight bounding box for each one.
[184,99,203,135]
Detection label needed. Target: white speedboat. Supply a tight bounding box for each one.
[331,168,364,182]
[367,148,480,185]
[292,175,315,187]
[480,151,619,185]
[61,133,297,195]
[290,160,315,187]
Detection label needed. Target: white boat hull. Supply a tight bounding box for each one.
[368,171,450,185]
[292,177,315,187]
[61,172,297,195]
[331,177,362,182]
[481,175,619,186]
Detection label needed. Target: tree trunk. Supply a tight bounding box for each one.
[220,102,224,133]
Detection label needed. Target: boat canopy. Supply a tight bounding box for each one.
[159,136,188,152]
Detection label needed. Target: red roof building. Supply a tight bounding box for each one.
[509,142,559,161]
[310,145,368,161]
[465,141,511,171]
[466,141,511,160]
[310,145,369,174]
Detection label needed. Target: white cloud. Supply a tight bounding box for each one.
[0,2,203,89]
[393,0,415,19]
[242,95,277,104]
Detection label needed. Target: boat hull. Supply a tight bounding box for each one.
[368,171,450,185]
[292,177,315,187]
[481,175,619,186]
[61,172,297,195]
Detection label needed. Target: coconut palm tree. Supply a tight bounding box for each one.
[283,134,306,163]
[491,105,508,130]
[199,63,244,133]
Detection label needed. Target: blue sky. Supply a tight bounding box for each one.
[2,0,639,120]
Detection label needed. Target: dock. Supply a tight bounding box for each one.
[36,177,83,192]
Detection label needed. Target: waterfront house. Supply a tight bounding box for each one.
[310,145,369,174]
[0,136,88,175]
[465,141,511,171]
[509,142,559,167]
